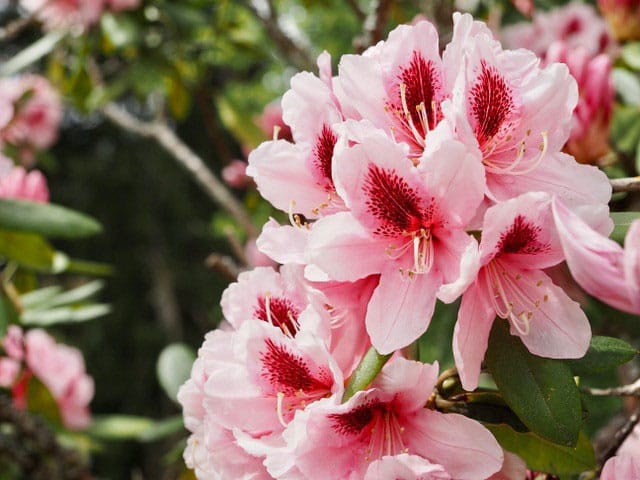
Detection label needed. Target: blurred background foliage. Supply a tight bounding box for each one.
[1,0,640,478]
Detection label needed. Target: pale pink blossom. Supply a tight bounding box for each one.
[106,0,139,12]
[619,423,640,456]
[248,53,346,219]
[3,325,24,360]
[444,13,611,217]
[600,454,640,479]
[278,358,503,480]
[488,451,527,480]
[244,238,278,268]
[20,0,104,30]
[0,75,62,154]
[0,166,50,203]
[545,42,614,164]
[23,329,94,430]
[552,200,640,314]
[257,99,293,143]
[501,2,613,58]
[453,193,590,391]
[307,129,485,354]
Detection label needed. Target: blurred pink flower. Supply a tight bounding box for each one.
[221,159,251,189]
[23,329,94,430]
[501,2,613,58]
[0,74,62,156]
[0,358,20,388]
[20,0,104,30]
[106,0,139,12]
[599,0,640,41]
[601,454,640,479]
[257,100,293,143]
[0,166,50,203]
[488,451,528,480]
[3,325,24,360]
[545,42,614,164]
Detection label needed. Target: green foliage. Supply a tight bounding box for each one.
[486,320,582,446]
[610,211,640,242]
[27,377,62,427]
[87,414,184,442]
[487,425,595,475]
[0,230,67,272]
[567,336,637,375]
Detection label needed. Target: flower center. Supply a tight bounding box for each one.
[254,293,301,337]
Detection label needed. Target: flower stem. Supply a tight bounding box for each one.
[342,347,392,402]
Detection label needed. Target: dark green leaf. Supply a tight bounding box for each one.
[567,336,637,375]
[610,212,640,243]
[611,105,640,153]
[0,293,18,337]
[487,424,595,475]
[0,199,101,238]
[486,320,582,446]
[156,343,196,403]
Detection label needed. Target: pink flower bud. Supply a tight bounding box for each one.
[0,166,50,203]
[221,159,251,189]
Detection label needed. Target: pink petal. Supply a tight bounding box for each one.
[373,358,439,412]
[453,281,496,391]
[366,265,439,354]
[256,218,308,265]
[407,410,503,480]
[365,454,452,480]
[600,455,640,480]
[624,220,640,311]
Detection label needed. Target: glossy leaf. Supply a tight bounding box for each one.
[487,424,595,475]
[0,230,68,272]
[486,321,582,446]
[0,199,101,238]
[567,336,637,375]
[156,343,196,403]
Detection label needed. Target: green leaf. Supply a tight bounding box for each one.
[567,336,637,375]
[100,13,139,49]
[0,199,101,238]
[0,230,68,272]
[156,343,196,403]
[610,212,640,243]
[137,415,185,442]
[0,293,18,337]
[87,415,155,440]
[27,377,62,426]
[486,320,582,446]
[21,304,111,326]
[0,31,65,76]
[19,286,63,310]
[487,424,595,475]
[611,105,640,152]
[623,43,640,70]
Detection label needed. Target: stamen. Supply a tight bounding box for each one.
[264,292,273,326]
[510,311,531,336]
[276,392,288,427]
[400,83,424,145]
[273,125,281,141]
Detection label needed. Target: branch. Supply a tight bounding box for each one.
[583,377,640,397]
[599,407,640,467]
[611,177,640,193]
[242,0,314,71]
[102,102,258,237]
[0,13,36,42]
[354,0,393,52]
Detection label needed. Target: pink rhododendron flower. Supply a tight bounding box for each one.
[308,130,484,354]
[453,193,590,391]
[619,423,640,456]
[552,200,640,314]
[276,358,503,479]
[222,159,251,189]
[248,53,346,219]
[0,166,50,203]
[106,0,139,12]
[488,451,528,480]
[0,358,20,388]
[0,74,62,156]
[20,0,104,30]
[545,42,614,165]
[599,0,640,41]
[501,2,613,58]
[23,329,94,430]
[244,238,278,268]
[3,325,24,360]
[600,454,640,479]
[257,99,293,143]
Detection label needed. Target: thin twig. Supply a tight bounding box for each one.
[242,0,314,71]
[205,253,240,282]
[611,177,640,193]
[583,377,640,397]
[599,407,640,467]
[102,102,258,237]
[355,0,393,52]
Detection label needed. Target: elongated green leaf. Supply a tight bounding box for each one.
[27,377,62,426]
[19,286,63,310]
[0,293,18,337]
[21,304,111,326]
[0,30,65,76]
[567,336,637,375]
[156,343,196,403]
[137,415,185,442]
[610,212,640,243]
[343,347,392,402]
[0,229,68,272]
[87,415,155,440]
[487,424,595,475]
[0,199,101,238]
[486,321,582,446]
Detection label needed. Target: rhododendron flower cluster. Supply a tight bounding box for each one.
[20,0,140,31]
[0,326,94,430]
[179,12,622,479]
